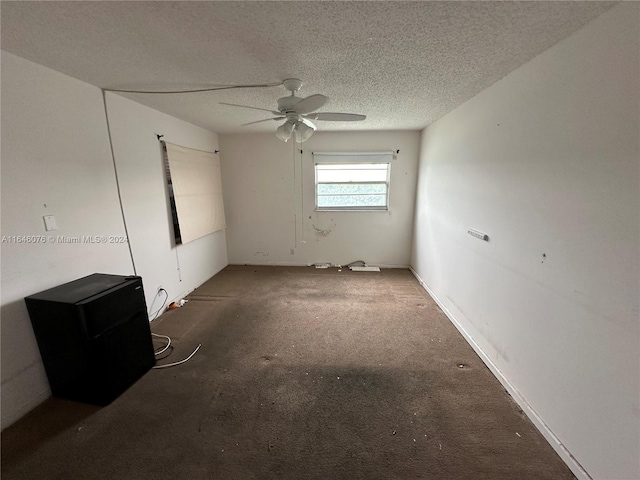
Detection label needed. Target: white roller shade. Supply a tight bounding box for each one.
[313,151,394,164]
[164,142,226,244]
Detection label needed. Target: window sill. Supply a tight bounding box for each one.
[315,207,388,212]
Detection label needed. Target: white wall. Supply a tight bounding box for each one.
[220,131,420,267]
[1,53,228,429]
[410,4,639,480]
[104,93,228,308]
[1,52,134,427]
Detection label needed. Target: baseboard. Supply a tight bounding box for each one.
[409,266,592,480]
[228,262,411,269]
[179,262,229,300]
[1,385,51,431]
[229,261,313,267]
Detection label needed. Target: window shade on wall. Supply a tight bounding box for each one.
[313,152,394,164]
[164,141,226,244]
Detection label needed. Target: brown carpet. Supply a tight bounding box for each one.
[2,266,575,479]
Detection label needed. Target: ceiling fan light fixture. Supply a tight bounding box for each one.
[295,121,315,143]
[276,121,293,142]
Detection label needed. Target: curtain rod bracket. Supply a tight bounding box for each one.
[214,150,220,154]
[156,134,164,141]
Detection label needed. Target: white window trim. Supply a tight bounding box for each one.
[313,152,393,211]
[313,151,394,164]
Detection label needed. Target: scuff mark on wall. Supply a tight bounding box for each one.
[312,219,336,240]
[312,225,332,237]
[253,250,269,257]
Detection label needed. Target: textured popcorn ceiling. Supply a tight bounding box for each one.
[2,1,615,134]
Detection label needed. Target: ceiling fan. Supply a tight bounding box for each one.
[220,78,366,143]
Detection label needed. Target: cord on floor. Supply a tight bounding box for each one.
[153,344,201,369]
[149,290,201,369]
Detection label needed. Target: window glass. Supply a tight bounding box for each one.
[315,163,390,210]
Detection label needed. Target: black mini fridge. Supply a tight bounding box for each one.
[25,274,156,406]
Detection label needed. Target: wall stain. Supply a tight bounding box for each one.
[312,221,336,240]
[312,225,332,237]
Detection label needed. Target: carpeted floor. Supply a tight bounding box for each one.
[2,266,575,479]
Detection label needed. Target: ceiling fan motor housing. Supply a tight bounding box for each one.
[278,96,302,113]
[285,112,302,123]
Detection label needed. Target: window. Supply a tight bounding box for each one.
[313,152,393,211]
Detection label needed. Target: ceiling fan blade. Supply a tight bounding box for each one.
[304,112,366,122]
[241,117,284,126]
[291,94,328,114]
[219,102,281,115]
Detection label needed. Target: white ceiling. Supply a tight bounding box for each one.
[2,1,615,134]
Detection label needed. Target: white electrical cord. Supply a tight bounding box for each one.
[151,332,172,356]
[153,344,202,369]
[104,82,282,95]
[148,288,201,369]
[149,289,168,322]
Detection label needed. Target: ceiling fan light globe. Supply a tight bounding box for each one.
[295,122,315,143]
[276,122,293,142]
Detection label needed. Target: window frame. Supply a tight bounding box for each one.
[314,161,391,212]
